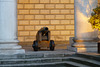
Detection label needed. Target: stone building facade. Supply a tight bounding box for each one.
[17,0,100,47]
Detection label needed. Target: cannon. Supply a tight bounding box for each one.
[32,27,55,51]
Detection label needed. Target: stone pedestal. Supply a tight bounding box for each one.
[68,0,98,52]
[0,0,25,55]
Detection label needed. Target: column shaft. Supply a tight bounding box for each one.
[68,0,98,52]
[0,0,25,55]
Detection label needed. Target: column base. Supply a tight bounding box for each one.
[0,40,25,55]
[67,45,97,53]
[68,37,98,53]
[0,49,25,55]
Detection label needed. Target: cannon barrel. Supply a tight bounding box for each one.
[36,27,50,41]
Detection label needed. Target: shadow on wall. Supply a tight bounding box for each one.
[78,30,98,40]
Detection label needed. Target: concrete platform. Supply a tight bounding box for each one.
[0,47,100,67]
[0,49,75,59]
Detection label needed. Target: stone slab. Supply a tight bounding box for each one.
[0,50,75,59]
[67,46,97,53]
[0,49,25,55]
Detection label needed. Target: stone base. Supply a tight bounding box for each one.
[68,37,98,53]
[0,40,25,55]
[0,49,25,55]
[67,46,97,53]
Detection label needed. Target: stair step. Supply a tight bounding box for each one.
[69,57,100,66]
[0,61,89,67]
[0,50,75,59]
[65,61,89,67]
[76,53,100,61]
[0,57,70,64]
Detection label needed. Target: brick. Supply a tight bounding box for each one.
[35,4,44,9]
[70,0,74,3]
[25,26,34,30]
[25,36,36,42]
[30,31,37,36]
[25,15,34,20]
[51,20,60,24]
[61,31,70,35]
[18,15,24,20]
[18,10,29,14]
[61,20,70,24]
[70,10,74,14]
[55,36,66,41]
[30,0,39,3]
[40,10,50,14]
[50,0,60,3]
[66,25,74,29]
[70,20,74,24]
[18,26,24,31]
[35,15,45,19]
[17,4,24,9]
[61,10,70,14]
[18,37,24,42]
[56,4,64,9]
[55,15,65,19]
[70,31,74,35]
[66,36,70,40]
[65,4,74,9]
[45,25,55,30]
[56,25,65,30]
[51,10,60,14]
[66,15,74,19]
[51,36,55,40]
[19,31,29,36]
[18,20,29,25]
[60,0,69,3]
[18,0,29,3]
[40,20,50,24]
[24,4,34,9]
[51,31,60,35]
[40,0,50,3]
[45,4,55,9]
[30,20,40,25]
[35,26,45,30]
[45,15,55,19]
[30,10,40,14]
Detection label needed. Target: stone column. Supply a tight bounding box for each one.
[68,0,98,52]
[0,0,25,55]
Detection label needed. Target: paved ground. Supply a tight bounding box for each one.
[23,46,100,57]
[26,49,76,56]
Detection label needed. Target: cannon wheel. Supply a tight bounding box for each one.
[50,40,55,51]
[33,41,38,51]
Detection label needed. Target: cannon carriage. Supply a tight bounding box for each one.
[32,27,55,51]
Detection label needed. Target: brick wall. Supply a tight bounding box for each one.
[17,0,74,45]
[98,0,100,6]
[17,0,100,45]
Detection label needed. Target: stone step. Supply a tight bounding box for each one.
[69,57,100,66]
[0,57,70,64]
[0,61,89,67]
[67,46,97,52]
[76,53,100,61]
[0,50,75,59]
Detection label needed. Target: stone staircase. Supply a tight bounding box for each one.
[0,50,100,67]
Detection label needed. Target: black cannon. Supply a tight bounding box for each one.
[32,27,55,51]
